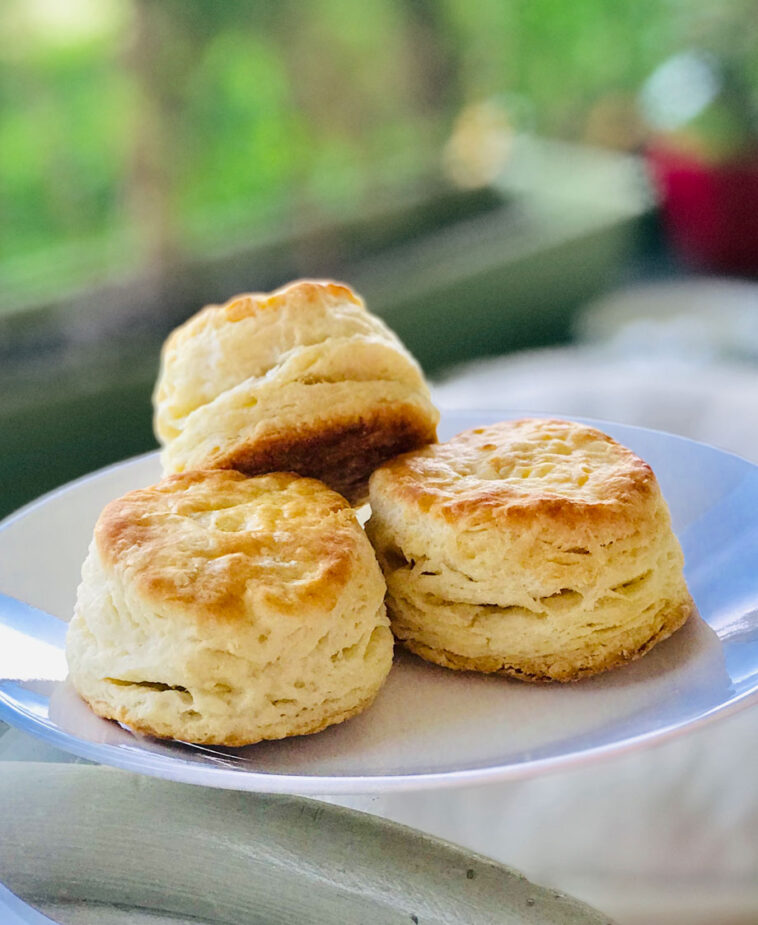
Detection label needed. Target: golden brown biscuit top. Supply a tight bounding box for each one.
[223,280,362,323]
[369,418,658,530]
[95,470,365,622]
[164,279,365,352]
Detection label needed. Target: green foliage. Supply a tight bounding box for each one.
[0,0,753,304]
[1,42,131,260]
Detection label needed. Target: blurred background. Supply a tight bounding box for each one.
[3,0,758,514]
[0,0,758,513]
[2,2,758,923]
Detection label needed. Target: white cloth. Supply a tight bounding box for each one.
[433,347,758,464]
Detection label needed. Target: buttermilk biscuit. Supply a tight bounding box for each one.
[66,470,393,745]
[367,418,693,682]
[153,279,439,503]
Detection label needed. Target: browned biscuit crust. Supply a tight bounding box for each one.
[374,418,659,539]
[96,470,362,622]
[212,404,437,504]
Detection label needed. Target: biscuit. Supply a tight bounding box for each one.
[367,418,693,682]
[66,470,393,745]
[153,279,439,503]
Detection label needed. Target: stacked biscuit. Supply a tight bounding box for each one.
[153,280,438,504]
[66,279,693,746]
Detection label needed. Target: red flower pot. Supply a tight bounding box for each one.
[647,144,758,275]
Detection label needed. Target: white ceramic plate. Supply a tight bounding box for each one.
[1,410,757,794]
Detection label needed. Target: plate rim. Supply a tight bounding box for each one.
[2,682,758,794]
